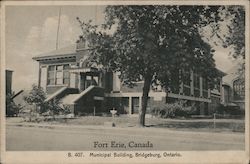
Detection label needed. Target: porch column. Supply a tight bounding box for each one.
[208,88,211,98]
[180,81,184,95]
[98,72,102,87]
[129,97,132,115]
[38,63,41,87]
[219,78,223,103]
[78,73,81,91]
[200,77,203,97]
[179,70,183,95]
[70,73,77,88]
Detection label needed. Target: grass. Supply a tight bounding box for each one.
[54,115,244,133]
[7,115,245,133]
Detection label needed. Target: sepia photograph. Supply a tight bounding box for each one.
[1,1,249,163]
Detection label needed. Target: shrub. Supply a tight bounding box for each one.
[6,93,23,117]
[215,104,244,115]
[24,84,47,114]
[23,85,73,122]
[151,101,196,118]
[42,100,73,121]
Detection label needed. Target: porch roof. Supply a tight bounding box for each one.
[216,68,227,77]
[69,67,99,73]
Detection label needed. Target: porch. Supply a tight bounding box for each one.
[69,67,102,91]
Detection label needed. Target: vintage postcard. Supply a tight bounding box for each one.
[1,0,249,163]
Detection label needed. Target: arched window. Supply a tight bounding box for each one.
[233,78,245,100]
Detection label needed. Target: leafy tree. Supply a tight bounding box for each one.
[206,5,245,77]
[224,6,245,78]
[78,6,223,126]
[224,6,245,59]
[24,84,46,113]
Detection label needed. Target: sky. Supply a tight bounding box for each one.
[5,5,239,92]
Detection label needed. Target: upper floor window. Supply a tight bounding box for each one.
[214,78,221,92]
[47,64,70,85]
[193,73,200,89]
[202,78,208,90]
[183,71,191,86]
[233,78,245,100]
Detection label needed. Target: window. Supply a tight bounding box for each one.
[233,78,245,99]
[47,66,55,85]
[194,73,200,89]
[168,70,180,94]
[56,65,63,85]
[63,65,70,85]
[47,64,70,85]
[183,71,191,86]
[202,78,208,90]
[183,86,190,96]
[214,78,221,92]
[182,71,191,96]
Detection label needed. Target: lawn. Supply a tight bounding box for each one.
[51,115,244,133]
[7,115,244,133]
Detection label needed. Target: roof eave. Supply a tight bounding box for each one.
[32,53,76,61]
[216,68,227,76]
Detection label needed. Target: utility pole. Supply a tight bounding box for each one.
[95,5,97,25]
[56,7,61,50]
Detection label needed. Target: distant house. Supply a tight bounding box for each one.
[6,69,13,95]
[6,69,26,116]
[222,65,245,111]
[33,36,226,116]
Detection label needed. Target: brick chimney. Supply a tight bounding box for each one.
[76,35,86,51]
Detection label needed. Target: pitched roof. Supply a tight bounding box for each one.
[222,64,242,86]
[216,68,227,76]
[32,44,77,61]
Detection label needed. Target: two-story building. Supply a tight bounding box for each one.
[33,36,225,116]
[222,64,245,111]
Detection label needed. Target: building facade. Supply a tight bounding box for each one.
[222,65,245,111]
[33,37,225,116]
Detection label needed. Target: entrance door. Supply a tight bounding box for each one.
[94,100,103,114]
[80,74,99,91]
[132,97,139,114]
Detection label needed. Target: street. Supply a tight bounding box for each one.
[6,124,244,151]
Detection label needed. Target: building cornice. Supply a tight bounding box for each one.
[32,53,76,61]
